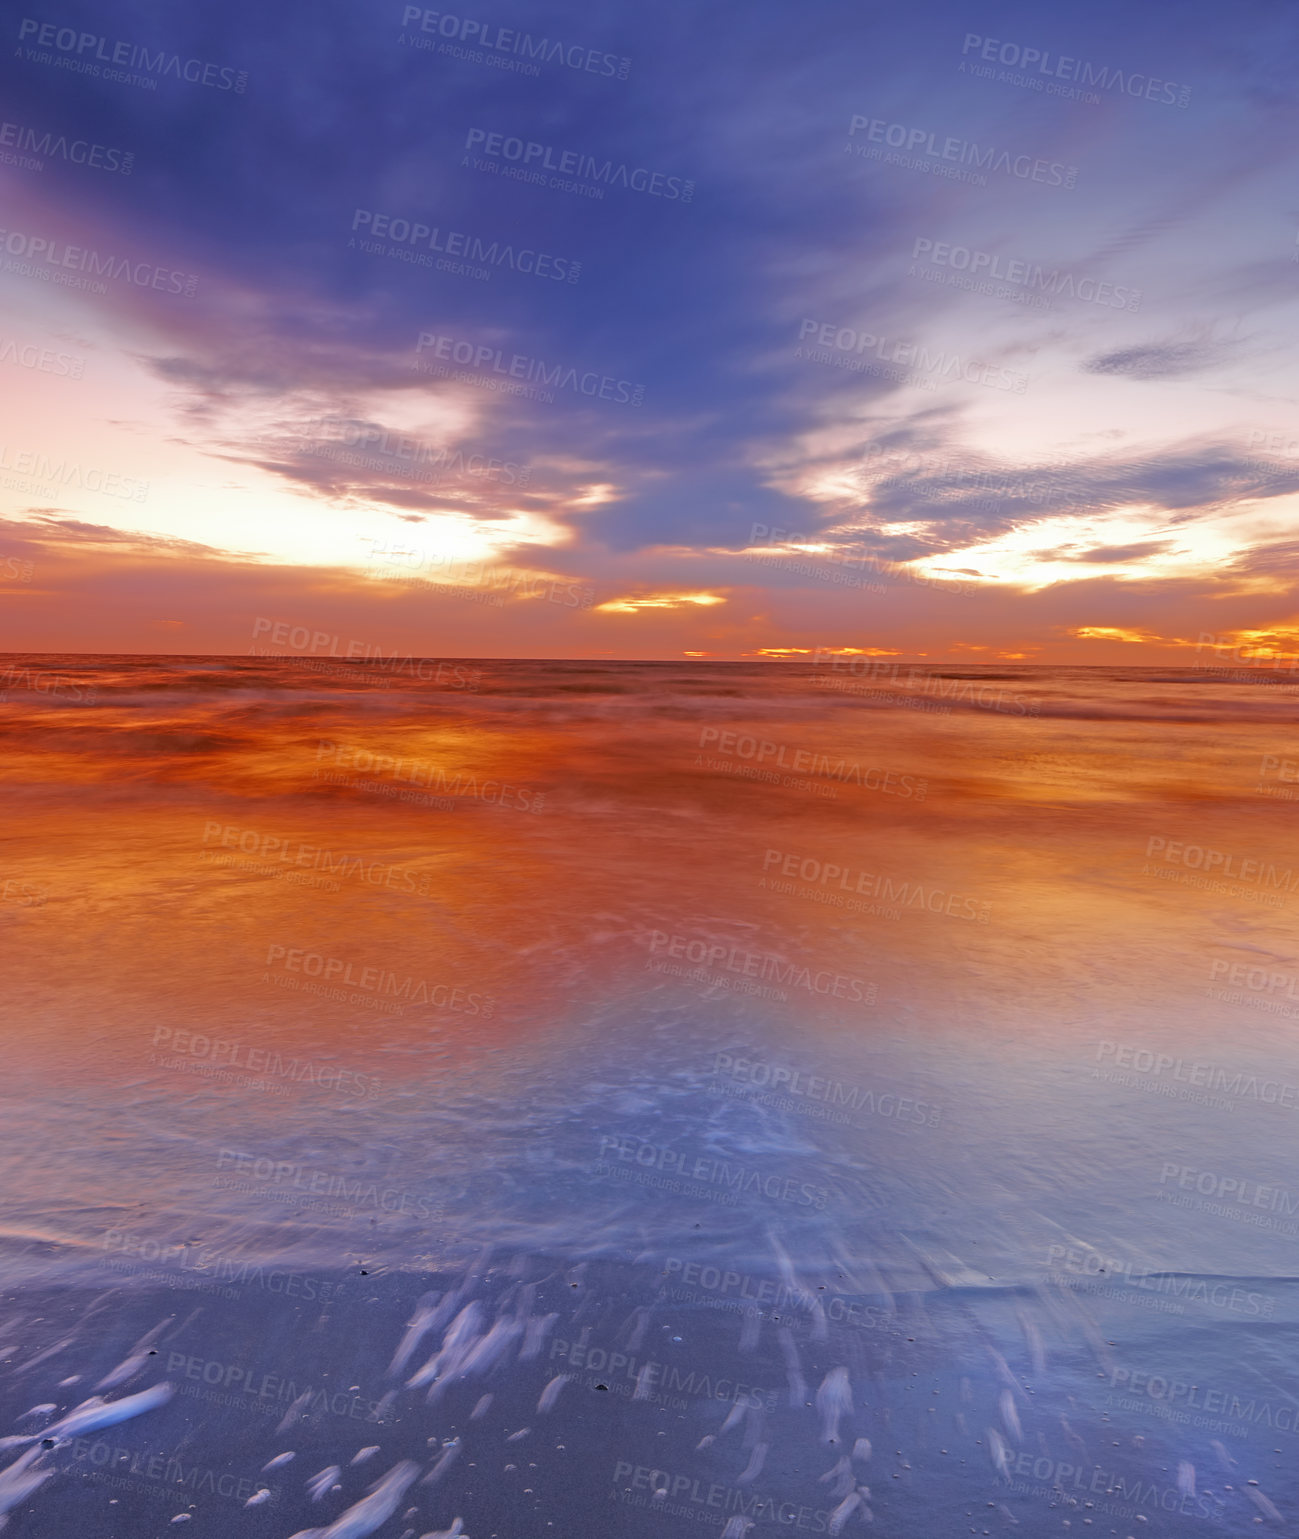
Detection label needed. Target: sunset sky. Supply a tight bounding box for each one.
[1,0,1297,660]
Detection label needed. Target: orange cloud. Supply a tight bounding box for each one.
[1072,623,1299,659]
[1072,626,1165,644]
[594,592,726,614]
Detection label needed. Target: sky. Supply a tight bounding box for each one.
[0,0,1297,661]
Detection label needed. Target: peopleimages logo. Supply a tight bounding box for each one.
[284,418,528,485]
[1209,958,1299,1000]
[1145,835,1299,893]
[16,18,248,91]
[657,1257,893,1332]
[547,1338,776,1409]
[415,331,643,406]
[597,1134,831,1210]
[463,129,692,200]
[202,820,437,899]
[0,336,84,377]
[747,524,973,596]
[1095,1041,1299,1107]
[0,662,96,701]
[215,1149,440,1220]
[812,651,1039,715]
[102,1228,348,1298]
[250,619,483,685]
[1109,1364,1299,1433]
[0,444,148,500]
[315,739,545,813]
[0,119,133,172]
[1045,1243,1272,1317]
[911,237,1140,310]
[265,944,497,1017]
[797,318,1028,393]
[697,724,929,797]
[997,1453,1217,1519]
[958,33,1190,107]
[847,114,1077,187]
[65,1438,272,1506]
[0,228,197,298]
[714,1052,940,1126]
[648,929,876,1004]
[401,7,629,79]
[351,209,580,283]
[762,848,992,923]
[1158,1161,1299,1215]
[1195,632,1299,675]
[612,1462,835,1532]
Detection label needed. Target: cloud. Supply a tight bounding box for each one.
[1069,541,1177,563]
[7,512,243,560]
[594,592,726,613]
[1071,625,1179,645]
[3,0,1298,655]
[1081,342,1225,380]
[837,441,1299,560]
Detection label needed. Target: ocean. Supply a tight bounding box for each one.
[2,655,1298,1536]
